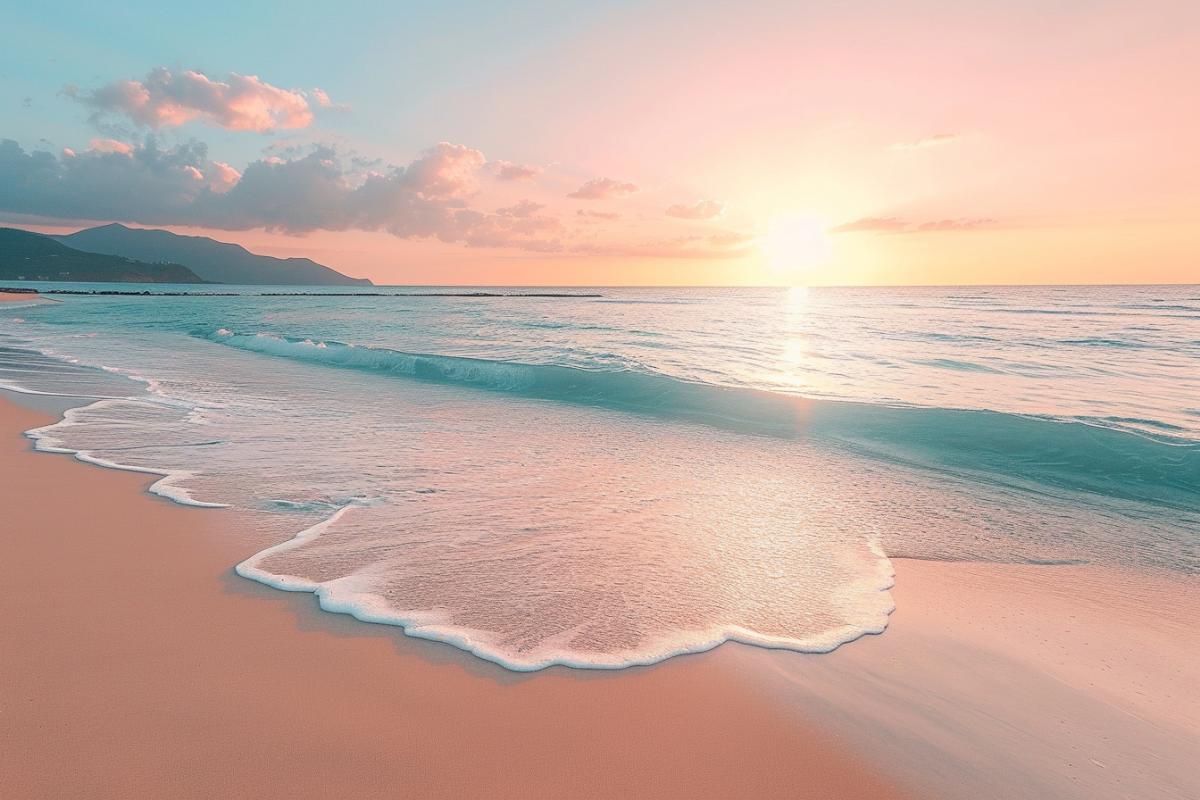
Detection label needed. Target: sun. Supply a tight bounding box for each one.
[761,214,832,280]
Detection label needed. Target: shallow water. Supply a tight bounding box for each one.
[2,284,1196,668]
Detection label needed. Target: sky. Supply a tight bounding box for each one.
[2,1,1197,286]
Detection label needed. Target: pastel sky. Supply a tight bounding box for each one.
[2,1,1197,285]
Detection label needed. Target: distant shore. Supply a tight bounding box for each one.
[2,286,602,298]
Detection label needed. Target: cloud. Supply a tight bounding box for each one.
[487,160,541,181]
[0,137,749,259]
[568,177,638,200]
[71,68,314,132]
[310,88,349,112]
[0,137,562,251]
[574,230,754,260]
[831,215,994,234]
[88,138,134,155]
[576,209,620,222]
[496,199,545,218]
[889,133,959,151]
[398,141,487,198]
[443,208,563,251]
[0,137,235,223]
[829,216,909,233]
[665,199,724,220]
[206,161,242,193]
[915,218,995,231]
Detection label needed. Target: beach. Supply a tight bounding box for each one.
[5,3,1197,796]
[4,387,1197,799]
[0,392,910,799]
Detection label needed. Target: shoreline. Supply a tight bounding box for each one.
[1,290,51,302]
[3,287,605,298]
[2,388,1197,799]
[0,392,912,799]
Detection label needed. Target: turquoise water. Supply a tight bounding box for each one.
[1,284,1197,668]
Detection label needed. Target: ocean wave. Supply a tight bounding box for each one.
[911,357,1005,374]
[204,327,1200,511]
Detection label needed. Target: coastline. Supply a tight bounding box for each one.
[2,388,1197,799]
[0,392,910,799]
[1,290,48,302]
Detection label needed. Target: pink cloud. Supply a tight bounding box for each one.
[576,209,619,222]
[447,207,563,251]
[206,161,242,193]
[889,133,960,151]
[665,199,724,220]
[829,216,909,233]
[568,177,638,200]
[574,230,753,259]
[831,216,994,233]
[488,160,542,181]
[311,88,350,112]
[916,218,995,231]
[75,68,314,132]
[497,199,545,218]
[401,142,487,198]
[88,138,134,155]
[0,138,744,260]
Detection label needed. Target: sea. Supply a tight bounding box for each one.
[1,283,1197,670]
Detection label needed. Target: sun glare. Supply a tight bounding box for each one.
[762,215,831,281]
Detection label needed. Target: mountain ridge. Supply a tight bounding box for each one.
[57,224,372,286]
[0,228,207,284]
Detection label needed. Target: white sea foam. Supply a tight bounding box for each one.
[236,503,897,671]
[26,400,229,509]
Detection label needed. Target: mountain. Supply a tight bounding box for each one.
[57,224,372,286]
[0,228,206,284]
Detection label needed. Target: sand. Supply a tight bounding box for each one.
[0,290,45,302]
[750,559,1200,799]
[0,394,909,799]
[3,389,1197,799]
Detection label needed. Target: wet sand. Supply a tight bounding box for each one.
[0,394,909,799]
[750,558,1200,799]
[0,290,45,302]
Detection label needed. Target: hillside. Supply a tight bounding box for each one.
[58,224,372,286]
[0,228,206,284]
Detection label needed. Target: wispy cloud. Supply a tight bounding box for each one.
[831,215,994,233]
[829,216,909,233]
[576,209,619,222]
[68,68,317,133]
[488,160,542,181]
[310,88,349,112]
[889,133,959,151]
[568,177,638,200]
[915,218,995,231]
[496,199,545,218]
[574,230,754,259]
[665,199,725,220]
